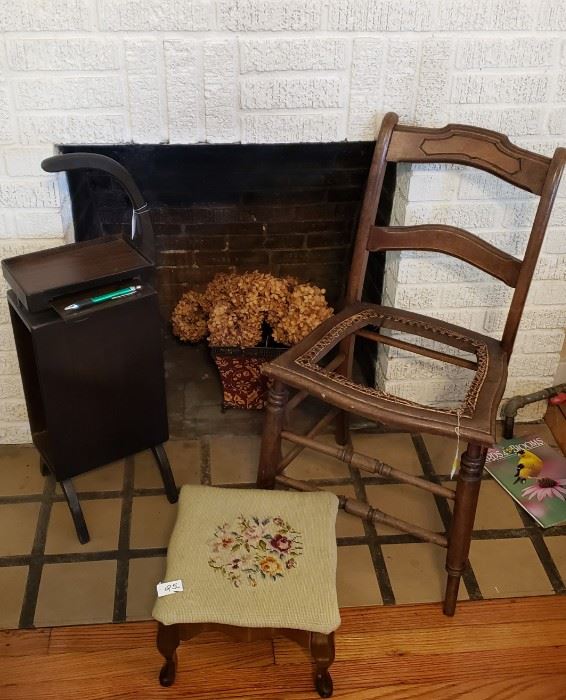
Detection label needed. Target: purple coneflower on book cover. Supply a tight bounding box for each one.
[485,435,566,528]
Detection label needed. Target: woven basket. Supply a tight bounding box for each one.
[209,346,286,410]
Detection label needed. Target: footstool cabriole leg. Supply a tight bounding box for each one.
[157,623,180,687]
[310,632,335,698]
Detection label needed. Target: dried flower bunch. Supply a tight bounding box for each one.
[170,290,207,343]
[171,271,333,348]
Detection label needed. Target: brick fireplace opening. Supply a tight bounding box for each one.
[61,142,394,436]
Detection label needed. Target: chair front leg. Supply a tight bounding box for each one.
[444,442,487,616]
[258,381,288,489]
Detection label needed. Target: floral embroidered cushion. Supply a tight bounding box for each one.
[152,485,340,634]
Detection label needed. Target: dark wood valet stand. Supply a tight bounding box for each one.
[2,154,177,544]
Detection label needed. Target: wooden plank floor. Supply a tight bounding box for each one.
[2,597,566,699]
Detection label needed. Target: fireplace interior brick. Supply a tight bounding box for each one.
[62,142,390,318]
[58,141,398,435]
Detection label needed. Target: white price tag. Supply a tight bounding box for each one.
[156,579,184,597]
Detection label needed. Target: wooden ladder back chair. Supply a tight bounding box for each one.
[257,112,566,616]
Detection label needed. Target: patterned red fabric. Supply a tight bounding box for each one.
[213,355,270,409]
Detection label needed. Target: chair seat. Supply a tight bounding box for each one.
[263,302,508,446]
[152,485,341,635]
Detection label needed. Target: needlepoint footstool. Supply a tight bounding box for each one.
[153,485,341,697]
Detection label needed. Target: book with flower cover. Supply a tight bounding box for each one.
[485,434,566,528]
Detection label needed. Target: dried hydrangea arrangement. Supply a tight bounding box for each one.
[171,271,333,348]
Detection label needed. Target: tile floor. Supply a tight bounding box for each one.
[1,423,565,629]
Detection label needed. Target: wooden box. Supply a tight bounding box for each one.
[2,236,153,313]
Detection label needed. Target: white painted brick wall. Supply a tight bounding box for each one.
[204,41,239,143]
[6,37,121,71]
[436,1,536,31]
[451,106,545,136]
[12,211,68,238]
[348,38,384,140]
[327,1,436,32]
[18,114,127,145]
[384,40,420,121]
[542,227,566,255]
[0,0,93,32]
[241,114,341,143]
[240,38,347,73]
[452,74,549,105]
[0,0,564,441]
[0,179,59,208]
[0,399,29,423]
[455,37,556,69]
[218,0,322,32]
[3,147,56,177]
[14,76,125,111]
[125,39,165,144]
[241,76,344,110]
[0,352,19,375]
[0,85,15,144]
[415,38,452,124]
[165,40,205,144]
[99,0,212,32]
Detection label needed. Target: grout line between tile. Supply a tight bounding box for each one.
[0,494,47,505]
[0,547,168,568]
[349,463,396,606]
[5,526,558,572]
[337,536,369,546]
[18,472,56,629]
[0,487,169,506]
[514,502,566,594]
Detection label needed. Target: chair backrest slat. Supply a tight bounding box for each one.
[388,124,551,195]
[349,112,566,358]
[367,224,522,288]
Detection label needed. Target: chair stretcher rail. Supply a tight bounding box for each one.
[278,408,340,472]
[275,475,448,547]
[280,429,456,500]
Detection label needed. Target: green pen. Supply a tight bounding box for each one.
[64,285,142,312]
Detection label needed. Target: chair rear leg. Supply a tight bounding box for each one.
[444,442,486,616]
[258,381,288,489]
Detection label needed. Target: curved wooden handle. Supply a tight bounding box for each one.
[41,152,146,209]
